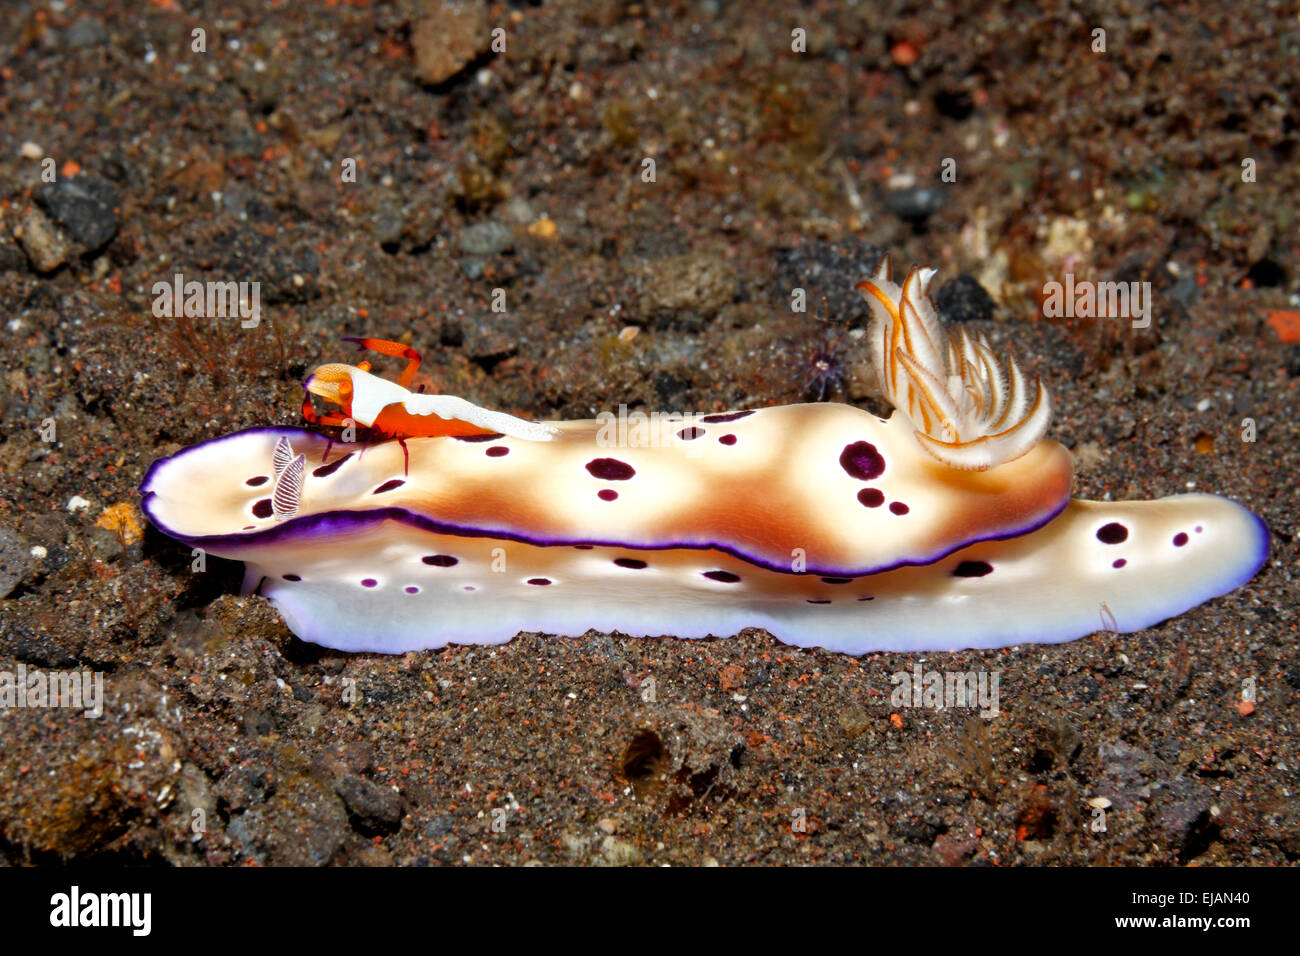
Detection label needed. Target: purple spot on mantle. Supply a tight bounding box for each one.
[1113,558,1127,569]
[1096,522,1128,544]
[486,446,509,458]
[857,488,884,508]
[598,489,619,501]
[586,457,636,480]
[856,595,874,601]
[527,577,552,586]
[806,598,831,605]
[1195,525,1203,533]
[312,453,353,478]
[839,441,886,481]
[821,576,852,584]
[453,433,504,443]
[361,578,378,588]
[282,574,301,582]
[373,479,405,494]
[246,475,269,487]
[952,560,993,578]
[718,433,737,445]
[252,498,274,519]
[703,570,740,583]
[405,585,420,594]
[677,427,705,441]
[1173,532,1189,547]
[701,410,755,424]
[422,554,458,567]
[889,501,910,516]
[614,558,648,569]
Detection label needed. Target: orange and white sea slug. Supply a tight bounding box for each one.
[139,258,1269,654]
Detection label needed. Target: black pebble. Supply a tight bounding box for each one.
[883,186,944,224]
[935,274,996,323]
[36,175,120,252]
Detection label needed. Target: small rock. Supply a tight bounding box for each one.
[837,705,871,736]
[9,628,80,668]
[216,763,272,812]
[464,324,517,362]
[935,274,997,323]
[0,237,27,272]
[598,835,644,866]
[19,141,43,160]
[932,828,981,866]
[1156,777,1213,851]
[65,18,108,48]
[501,197,537,224]
[457,220,514,256]
[369,205,404,248]
[85,525,124,563]
[883,186,944,224]
[36,175,120,252]
[354,845,394,867]
[412,0,488,85]
[264,776,349,866]
[178,762,217,827]
[13,207,68,273]
[424,814,457,841]
[0,524,32,597]
[641,253,736,320]
[242,708,274,737]
[1095,739,1159,810]
[336,775,403,834]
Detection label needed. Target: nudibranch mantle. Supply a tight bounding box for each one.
[139,258,1269,655]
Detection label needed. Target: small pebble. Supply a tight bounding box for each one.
[13,207,68,273]
[457,220,514,257]
[883,186,944,223]
[0,525,30,597]
[36,175,120,252]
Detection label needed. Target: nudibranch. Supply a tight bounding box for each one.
[140,259,1268,654]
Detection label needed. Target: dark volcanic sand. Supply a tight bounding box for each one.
[0,1,1296,865]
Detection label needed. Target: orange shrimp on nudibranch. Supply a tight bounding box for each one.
[301,337,559,470]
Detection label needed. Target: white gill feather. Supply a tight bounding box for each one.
[857,256,1054,470]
